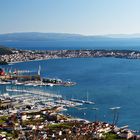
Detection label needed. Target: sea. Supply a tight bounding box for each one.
[1,40,140,130]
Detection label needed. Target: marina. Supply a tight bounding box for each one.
[70,92,95,105]
[6,88,62,98]
[0,89,138,140]
[0,88,83,116]
[1,56,140,137]
[0,84,86,116]
[1,57,140,130]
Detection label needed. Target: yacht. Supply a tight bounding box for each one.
[84,92,95,104]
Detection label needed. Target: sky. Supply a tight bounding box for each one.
[1,0,140,35]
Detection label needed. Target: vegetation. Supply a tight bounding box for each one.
[0,61,8,65]
[48,123,71,130]
[22,118,44,126]
[103,133,126,140]
[0,116,8,125]
[0,45,13,55]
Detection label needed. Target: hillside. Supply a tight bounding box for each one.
[0,45,13,55]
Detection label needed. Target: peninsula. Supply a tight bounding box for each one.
[1,46,140,64]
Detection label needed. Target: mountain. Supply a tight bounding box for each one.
[0,32,140,42]
[0,32,117,42]
[0,32,83,42]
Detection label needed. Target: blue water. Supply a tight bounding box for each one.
[1,41,140,130]
[1,39,140,50]
[1,58,140,130]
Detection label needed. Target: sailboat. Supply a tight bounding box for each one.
[84,91,95,104]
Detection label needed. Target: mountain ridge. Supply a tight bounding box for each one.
[1,32,140,42]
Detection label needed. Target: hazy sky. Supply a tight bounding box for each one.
[1,0,140,35]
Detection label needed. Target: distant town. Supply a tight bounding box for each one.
[1,48,140,65]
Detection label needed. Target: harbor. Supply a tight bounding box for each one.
[1,0,140,138]
[0,57,140,130]
[0,67,76,87]
[0,57,140,139]
[0,86,139,139]
[0,87,84,116]
[2,83,140,140]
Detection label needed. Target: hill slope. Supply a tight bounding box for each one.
[0,45,13,55]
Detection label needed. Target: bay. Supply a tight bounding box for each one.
[1,57,140,130]
[1,40,140,50]
[1,40,140,130]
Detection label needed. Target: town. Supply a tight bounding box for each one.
[1,49,140,64]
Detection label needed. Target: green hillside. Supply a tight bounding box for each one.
[0,45,13,55]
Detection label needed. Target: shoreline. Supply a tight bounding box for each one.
[1,49,140,65]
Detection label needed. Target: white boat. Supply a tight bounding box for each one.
[70,96,95,105]
[84,91,95,104]
[48,83,54,87]
[15,82,23,85]
[0,81,11,85]
[84,100,95,104]
[70,98,85,103]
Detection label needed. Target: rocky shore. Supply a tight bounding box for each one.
[1,49,140,64]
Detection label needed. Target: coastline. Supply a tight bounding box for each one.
[1,49,140,65]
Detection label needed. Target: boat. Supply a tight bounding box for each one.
[0,81,11,85]
[15,82,23,85]
[48,83,54,87]
[42,78,76,87]
[75,107,88,110]
[70,98,85,103]
[84,91,95,104]
[70,95,95,105]
[84,100,95,104]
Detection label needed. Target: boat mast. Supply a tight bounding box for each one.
[38,65,41,76]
